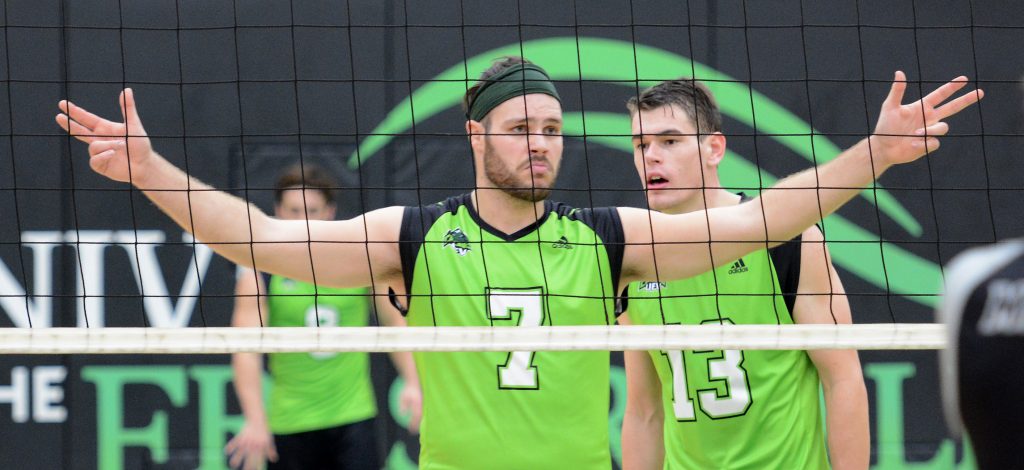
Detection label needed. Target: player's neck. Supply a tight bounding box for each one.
[662,188,741,215]
[470,189,547,235]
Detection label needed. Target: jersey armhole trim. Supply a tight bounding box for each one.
[569,206,626,306]
[767,231,803,321]
[260,272,273,296]
[399,199,458,305]
[616,286,630,318]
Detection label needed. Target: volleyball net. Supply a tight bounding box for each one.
[1,0,1014,356]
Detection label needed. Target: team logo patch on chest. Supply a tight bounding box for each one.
[443,227,472,256]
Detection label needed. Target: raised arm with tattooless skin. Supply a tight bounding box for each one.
[56,89,404,289]
[617,72,983,286]
[56,63,982,470]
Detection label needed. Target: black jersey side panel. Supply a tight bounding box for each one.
[399,198,460,298]
[768,232,804,320]
[554,204,626,296]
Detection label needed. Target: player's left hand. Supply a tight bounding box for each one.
[225,420,278,470]
[871,71,983,166]
[399,380,423,434]
[55,88,157,185]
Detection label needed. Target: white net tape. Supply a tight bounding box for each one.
[0,323,944,354]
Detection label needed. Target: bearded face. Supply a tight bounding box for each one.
[483,135,556,202]
[473,93,564,203]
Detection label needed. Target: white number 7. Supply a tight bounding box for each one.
[488,289,544,389]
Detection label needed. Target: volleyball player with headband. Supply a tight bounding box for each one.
[57,58,980,469]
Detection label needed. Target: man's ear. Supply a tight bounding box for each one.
[704,132,728,167]
[466,119,485,152]
[466,119,485,135]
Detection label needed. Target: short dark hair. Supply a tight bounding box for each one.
[626,79,722,135]
[461,56,533,121]
[273,163,337,205]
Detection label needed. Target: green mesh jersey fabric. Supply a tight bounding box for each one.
[399,194,624,470]
[626,237,829,470]
[265,275,377,434]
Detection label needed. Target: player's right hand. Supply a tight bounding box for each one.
[399,379,424,434]
[870,71,983,167]
[225,421,279,470]
[55,88,155,185]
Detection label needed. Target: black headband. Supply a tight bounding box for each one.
[466,63,561,122]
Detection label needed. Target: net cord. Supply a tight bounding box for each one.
[0,323,944,354]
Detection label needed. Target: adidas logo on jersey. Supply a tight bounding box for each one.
[552,236,573,249]
[728,258,749,274]
[443,228,471,256]
[639,281,667,291]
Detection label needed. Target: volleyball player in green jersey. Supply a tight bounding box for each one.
[619,81,868,469]
[224,165,421,470]
[400,194,623,468]
[58,56,982,469]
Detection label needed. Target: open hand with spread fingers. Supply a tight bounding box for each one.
[871,71,984,167]
[55,88,154,185]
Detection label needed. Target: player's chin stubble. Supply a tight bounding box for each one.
[483,137,553,202]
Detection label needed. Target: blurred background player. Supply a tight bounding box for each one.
[224,164,421,470]
[938,239,1024,470]
[619,80,868,469]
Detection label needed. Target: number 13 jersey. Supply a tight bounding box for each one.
[625,236,829,470]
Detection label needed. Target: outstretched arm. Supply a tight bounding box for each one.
[56,89,402,288]
[621,72,983,284]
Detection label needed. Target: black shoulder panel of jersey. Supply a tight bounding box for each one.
[767,231,804,319]
[552,203,627,298]
[260,272,273,296]
[387,286,409,316]
[616,286,630,317]
[736,192,803,317]
[399,195,466,296]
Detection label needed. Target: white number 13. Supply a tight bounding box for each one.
[662,320,752,420]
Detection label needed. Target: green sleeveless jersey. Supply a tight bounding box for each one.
[265,275,377,434]
[626,237,829,470]
[400,195,624,470]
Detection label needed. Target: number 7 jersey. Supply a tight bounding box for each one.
[399,194,624,470]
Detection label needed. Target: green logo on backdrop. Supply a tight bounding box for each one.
[349,36,944,308]
[865,363,976,469]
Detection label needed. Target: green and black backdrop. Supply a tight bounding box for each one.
[1,0,1021,468]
